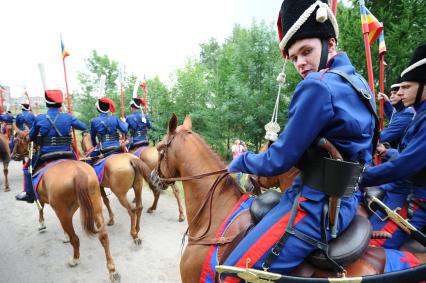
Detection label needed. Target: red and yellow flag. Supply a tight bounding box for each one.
[360,4,383,44]
[61,35,70,60]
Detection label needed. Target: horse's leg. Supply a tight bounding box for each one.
[116,192,139,244]
[133,185,143,246]
[54,206,81,267]
[94,212,120,282]
[147,189,160,213]
[171,184,185,222]
[38,203,47,232]
[101,187,115,226]
[3,161,10,192]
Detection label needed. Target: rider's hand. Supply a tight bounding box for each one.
[376,143,388,157]
[378,92,390,102]
[121,117,126,123]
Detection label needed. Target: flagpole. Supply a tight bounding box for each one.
[331,0,338,15]
[379,53,385,131]
[141,80,147,113]
[62,57,80,159]
[0,87,4,114]
[359,0,380,164]
[120,79,126,152]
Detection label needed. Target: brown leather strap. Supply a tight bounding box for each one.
[159,168,228,182]
[188,235,237,245]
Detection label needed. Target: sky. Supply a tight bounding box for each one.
[0,0,283,100]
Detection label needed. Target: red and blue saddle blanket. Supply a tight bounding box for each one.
[93,154,116,183]
[32,159,67,198]
[199,194,253,283]
[133,146,146,158]
[384,249,420,272]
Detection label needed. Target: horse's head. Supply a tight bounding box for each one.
[81,132,94,154]
[150,113,192,190]
[11,129,30,161]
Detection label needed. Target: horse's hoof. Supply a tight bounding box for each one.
[38,224,47,232]
[63,235,70,243]
[68,257,80,267]
[110,271,121,283]
[178,216,185,222]
[4,188,10,192]
[133,238,142,246]
[147,208,155,214]
[107,219,114,226]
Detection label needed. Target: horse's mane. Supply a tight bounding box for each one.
[178,129,226,168]
[176,129,241,191]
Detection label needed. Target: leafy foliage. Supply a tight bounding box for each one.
[74,3,425,160]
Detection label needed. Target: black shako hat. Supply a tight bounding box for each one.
[130,97,146,109]
[277,0,339,56]
[401,43,426,83]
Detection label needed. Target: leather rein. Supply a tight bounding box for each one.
[155,130,237,246]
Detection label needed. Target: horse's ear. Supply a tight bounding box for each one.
[168,113,178,133]
[183,115,192,130]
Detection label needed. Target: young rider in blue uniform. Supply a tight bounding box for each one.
[379,82,415,149]
[224,0,376,275]
[361,43,426,249]
[16,90,86,203]
[15,103,35,130]
[89,98,128,157]
[126,97,152,150]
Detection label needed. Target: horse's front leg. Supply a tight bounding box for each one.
[3,161,10,192]
[171,184,185,222]
[38,203,47,232]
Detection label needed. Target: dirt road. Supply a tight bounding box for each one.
[0,161,186,283]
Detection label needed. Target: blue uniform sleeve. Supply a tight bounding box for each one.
[126,115,135,130]
[15,114,23,128]
[380,111,414,143]
[116,116,128,134]
[71,115,87,131]
[384,101,393,120]
[28,112,36,127]
[29,118,40,140]
[361,126,426,187]
[90,120,98,146]
[228,78,334,176]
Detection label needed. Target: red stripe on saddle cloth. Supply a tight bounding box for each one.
[199,194,251,283]
[224,197,308,283]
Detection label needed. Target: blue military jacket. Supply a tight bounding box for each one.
[361,100,426,199]
[15,110,35,130]
[30,108,86,154]
[0,113,15,124]
[380,101,414,146]
[90,112,128,148]
[229,53,376,201]
[125,111,152,144]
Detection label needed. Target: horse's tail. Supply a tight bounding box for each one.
[129,156,156,191]
[74,166,97,236]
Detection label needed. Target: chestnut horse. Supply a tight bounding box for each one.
[154,114,426,283]
[131,144,185,222]
[80,132,154,245]
[12,130,120,282]
[0,134,10,191]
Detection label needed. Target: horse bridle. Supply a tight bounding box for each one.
[12,134,29,161]
[153,130,233,245]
